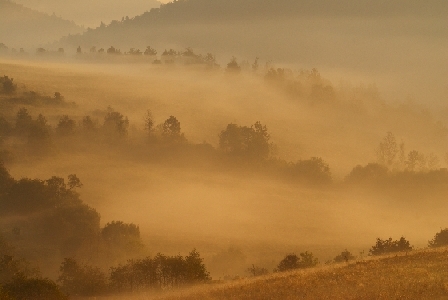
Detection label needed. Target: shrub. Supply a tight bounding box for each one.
[2,277,67,300]
[369,237,412,256]
[428,228,448,248]
[333,249,355,263]
[275,251,318,272]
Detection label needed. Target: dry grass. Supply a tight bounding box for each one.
[141,248,448,300]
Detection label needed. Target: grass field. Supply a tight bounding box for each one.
[124,247,448,300]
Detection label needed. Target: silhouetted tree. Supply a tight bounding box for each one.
[247,264,268,277]
[144,46,157,56]
[405,150,426,172]
[219,122,271,161]
[275,251,318,272]
[345,163,388,183]
[333,249,355,263]
[103,110,129,139]
[2,277,67,300]
[428,228,448,248]
[369,237,412,256]
[15,108,33,135]
[56,115,76,136]
[144,110,154,137]
[0,76,16,94]
[58,258,107,297]
[376,132,398,167]
[161,116,185,142]
[226,56,240,72]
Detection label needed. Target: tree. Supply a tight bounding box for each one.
[144,46,157,56]
[0,76,16,94]
[376,132,398,167]
[101,221,144,258]
[369,237,412,256]
[275,252,318,272]
[218,122,271,161]
[56,115,76,136]
[161,116,185,142]
[144,110,154,137]
[2,277,67,300]
[345,163,388,183]
[67,174,82,190]
[184,249,210,284]
[287,157,332,184]
[405,150,426,171]
[15,108,33,135]
[428,228,448,248]
[103,110,129,139]
[58,258,106,297]
[226,56,241,72]
[333,249,355,263]
[247,264,269,277]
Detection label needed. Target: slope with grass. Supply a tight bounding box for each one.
[155,248,448,300]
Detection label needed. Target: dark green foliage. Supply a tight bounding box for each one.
[275,252,318,272]
[369,237,413,256]
[109,249,210,292]
[333,249,355,263]
[428,228,448,248]
[2,277,67,300]
[219,121,270,161]
[58,258,107,297]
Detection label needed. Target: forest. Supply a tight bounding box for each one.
[0,59,447,298]
[0,0,447,298]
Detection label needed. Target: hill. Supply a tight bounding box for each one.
[0,0,84,50]
[11,0,161,28]
[153,248,448,300]
[57,0,448,107]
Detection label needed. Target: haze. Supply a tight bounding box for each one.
[0,0,447,297]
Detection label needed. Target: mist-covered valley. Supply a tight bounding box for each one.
[0,0,447,298]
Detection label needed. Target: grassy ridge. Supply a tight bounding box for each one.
[154,248,448,300]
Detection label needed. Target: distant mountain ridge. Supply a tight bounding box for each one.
[11,0,162,28]
[0,0,84,50]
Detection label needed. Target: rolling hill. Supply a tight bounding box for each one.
[154,248,448,300]
[0,0,84,50]
[11,0,161,28]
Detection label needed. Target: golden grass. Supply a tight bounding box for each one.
[145,248,448,300]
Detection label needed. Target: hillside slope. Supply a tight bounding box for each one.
[11,0,161,28]
[0,0,84,50]
[156,248,448,300]
[58,0,448,107]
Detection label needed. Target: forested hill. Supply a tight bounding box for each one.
[58,0,447,56]
[11,0,161,28]
[0,0,84,50]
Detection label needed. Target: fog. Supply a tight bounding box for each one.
[11,0,161,27]
[1,60,446,271]
[0,0,447,296]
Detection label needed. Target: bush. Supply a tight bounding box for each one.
[275,251,318,272]
[428,228,448,248]
[2,277,67,300]
[369,237,412,256]
[333,249,355,263]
